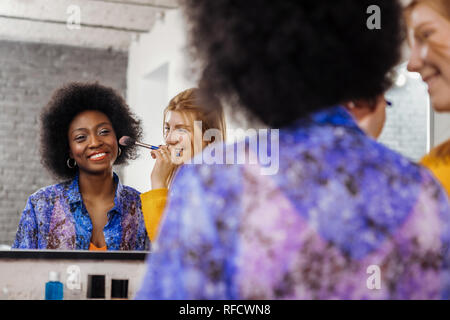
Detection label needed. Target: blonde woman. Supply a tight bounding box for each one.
[404,0,450,195]
[141,88,226,241]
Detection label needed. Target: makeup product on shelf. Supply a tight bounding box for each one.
[87,274,105,299]
[45,271,63,300]
[111,279,129,300]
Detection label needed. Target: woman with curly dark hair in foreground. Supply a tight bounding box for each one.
[13,82,149,251]
[136,0,450,299]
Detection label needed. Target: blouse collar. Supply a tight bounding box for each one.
[291,105,364,133]
[66,172,123,210]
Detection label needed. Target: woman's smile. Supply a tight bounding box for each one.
[68,110,118,174]
[406,3,450,111]
[88,151,109,161]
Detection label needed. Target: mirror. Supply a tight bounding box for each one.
[0,1,446,256]
[379,62,432,162]
[0,0,181,254]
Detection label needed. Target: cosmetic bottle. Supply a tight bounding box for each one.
[45,271,63,300]
[87,274,105,299]
[111,279,129,300]
[65,265,82,300]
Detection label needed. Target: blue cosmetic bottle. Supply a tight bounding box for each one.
[45,271,63,300]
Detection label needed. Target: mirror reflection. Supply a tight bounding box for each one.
[0,0,449,255]
[0,0,181,252]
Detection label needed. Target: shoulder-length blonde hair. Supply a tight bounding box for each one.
[163,88,227,186]
[164,87,226,144]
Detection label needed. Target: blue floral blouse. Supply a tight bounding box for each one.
[12,173,149,250]
[136,106,450,299]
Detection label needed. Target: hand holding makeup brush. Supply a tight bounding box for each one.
[119,136,159,150]
[150,136,185,189]
[119,135,184,189]
[150,145,178,189]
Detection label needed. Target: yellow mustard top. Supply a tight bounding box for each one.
[140,188,168,242]
[421,142,450,197]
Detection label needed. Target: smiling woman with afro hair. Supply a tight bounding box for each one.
[40,82,142,180]
[13,82,149,251]
[136,0,450,300]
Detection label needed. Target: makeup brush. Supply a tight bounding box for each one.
[119,136,159,150]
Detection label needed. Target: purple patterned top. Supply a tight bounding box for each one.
[136,106,450,299]
[12,173,149,250]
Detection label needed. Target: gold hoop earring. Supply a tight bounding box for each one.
[118,147,122,156]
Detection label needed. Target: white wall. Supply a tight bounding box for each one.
[378,64,431,162]
[432,111,450,148]
[123,9,197,192]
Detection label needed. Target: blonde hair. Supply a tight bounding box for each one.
[164,88,226,144]
[430,140,450,164]
[163,88,227,186]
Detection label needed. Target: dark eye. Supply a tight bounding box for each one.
[421,29,434,40]
[75,135,86,142]
[99,129,110,135]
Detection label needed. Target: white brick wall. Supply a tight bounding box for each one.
[0,40,128,245]
[379,68,429,162]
